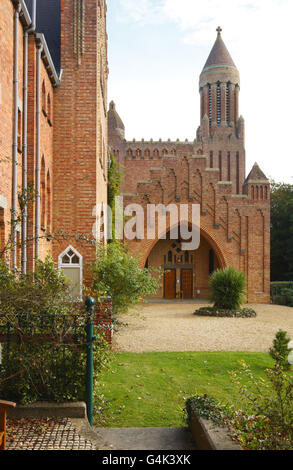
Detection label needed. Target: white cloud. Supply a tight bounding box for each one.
[116,0,165,24]
[111,0,293,182]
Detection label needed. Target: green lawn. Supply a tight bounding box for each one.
[95,351,274,428]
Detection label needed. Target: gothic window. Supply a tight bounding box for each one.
[219,151,222,180]
[227,152,231,180]
[136,149,141,158]
[236,152,240,194]
[42,81,46,115]
[47,170,51,232]
[58,246,83,298]
[162,149,168,156]
[41,156,46,230]
[153,149,159,158]
[144,149,150,158]
[209,249,215,274]
[47,93,52,125]
[226,82,231,123]
[217,82,221,124]
[210,151,213,168]
[208,84,212,125]
[260,186,264,200]
[127,148,133,158]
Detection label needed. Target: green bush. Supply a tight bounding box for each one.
[271,281,293,298]
[0,257,110,404]
[269,330,292,371]
[271,287,293,307]
[228,360,293,450]
[90,242,161,315]
[209,267,246,310]
[0,336,109,404]
[186,395,232,427]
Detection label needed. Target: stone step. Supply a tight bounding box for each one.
[93,427,196,451]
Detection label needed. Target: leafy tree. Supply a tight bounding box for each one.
[271,181,293,281]
[90,242,160,314]
[108,152,122,241]
[209,266,246,310]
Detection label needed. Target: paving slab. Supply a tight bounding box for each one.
[94,427,197,450]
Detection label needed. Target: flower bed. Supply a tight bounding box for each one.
[194,307,257,318]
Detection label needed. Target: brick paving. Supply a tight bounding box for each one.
[6,417,96,451]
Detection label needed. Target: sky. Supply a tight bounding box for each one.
[107,0,293,183]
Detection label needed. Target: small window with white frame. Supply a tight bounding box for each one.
[58,246,83,299]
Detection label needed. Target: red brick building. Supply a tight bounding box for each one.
[108,28,270,303]
[0,0,108,295]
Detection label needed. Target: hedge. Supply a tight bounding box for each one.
[271,282,293,307]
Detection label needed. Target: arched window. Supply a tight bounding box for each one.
[41,156,46,229]
[136,149,141,158]
[127,148,133,158]
[260,186,264,200]
[58,246,83,298]
[216,82,221,124]
[209,249,215,274]
[47,170,51,232]
[153,149,159,158]
[226,82,231,123]
[208,84,212,125]
[144,149,150,158]
[162,149,168,156]
[42,81,46,115]
[47,93,52,125]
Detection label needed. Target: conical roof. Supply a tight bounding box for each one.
[202,27,237,73]
[108,101,125,131]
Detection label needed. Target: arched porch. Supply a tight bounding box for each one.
[144,228,226,300]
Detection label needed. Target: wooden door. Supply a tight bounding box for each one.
[164,269,176,299]
[181,269,193,299]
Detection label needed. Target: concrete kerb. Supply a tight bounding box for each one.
[7,401,87,419]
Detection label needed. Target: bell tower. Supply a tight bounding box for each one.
[199,28,245,194]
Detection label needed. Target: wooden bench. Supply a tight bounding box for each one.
[0,400,16,451]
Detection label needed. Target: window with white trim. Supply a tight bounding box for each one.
[58,246,82,298]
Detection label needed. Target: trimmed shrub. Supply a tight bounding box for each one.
[209,267,246,310]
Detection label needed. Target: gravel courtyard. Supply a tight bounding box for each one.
[112,301,293,353]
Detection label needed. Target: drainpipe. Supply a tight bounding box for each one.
[35,39,43,263]
[21,0,36,274]
[12,3,21,272]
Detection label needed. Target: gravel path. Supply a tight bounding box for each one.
[112,301,293,353]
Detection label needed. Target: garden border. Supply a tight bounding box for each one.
[189,415,243,451]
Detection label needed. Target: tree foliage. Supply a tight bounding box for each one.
[90,242,161,314]
[271,181,293,281]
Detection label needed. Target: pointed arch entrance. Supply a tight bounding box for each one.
[144,228,226,300]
